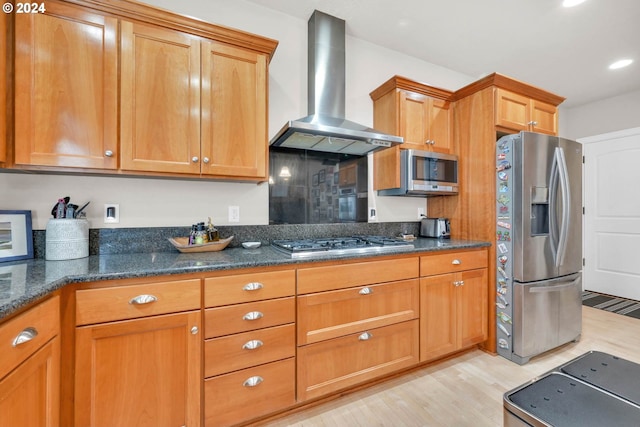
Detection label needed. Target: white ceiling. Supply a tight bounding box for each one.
[245,0,639,108]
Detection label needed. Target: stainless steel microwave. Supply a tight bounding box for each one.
[377,149,459,196]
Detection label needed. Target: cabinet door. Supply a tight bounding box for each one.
[120,21,201,174]
[495,88,529,131]
[399,91,429,149]
[0,337,60,427]
[201,41,267,179]
[429,98,452,153]
[419,274,457,362]
[530,99,558,135]
[75,311,201,427]
[14,1,118,169]
[456,268,488,348]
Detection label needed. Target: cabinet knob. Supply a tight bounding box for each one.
[359,287,373,295]
[451,259,461,265]
[203,157,210,164]
[12,327,38,347]
[243,311,264,321]
[242,282,264,291]
[358,331,373,341]
[104,150,114,157]
[190,326,199,335]
[528,121,538,126]
[243,376,264,387]
[192,156,199,163]
[459,280,465,286]
[129,294,158,305]
[242,339,264,350]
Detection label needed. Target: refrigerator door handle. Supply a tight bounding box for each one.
[528,277,581,293]
[549,150,560,262]
[556,147,571,267]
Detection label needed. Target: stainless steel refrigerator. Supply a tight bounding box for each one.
[495,131,583,364]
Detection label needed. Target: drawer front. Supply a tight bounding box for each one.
[298,279,419,345]
[297,319,419,401]
[76,279,201,325]
[204,270,295,307]
[204,358,295,427]
[204,324,295,377]
[204,297,294,339]
[420,249,487,276]
[0,295,59,379]
[297,257,419,294]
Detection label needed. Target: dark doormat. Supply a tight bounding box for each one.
[582,291,640,319]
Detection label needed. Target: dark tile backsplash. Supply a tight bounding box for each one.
[32,222,420,258]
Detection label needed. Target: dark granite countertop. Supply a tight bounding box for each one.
[0,238,489,320]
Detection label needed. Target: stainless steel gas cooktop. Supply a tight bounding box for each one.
[271,236,414,259]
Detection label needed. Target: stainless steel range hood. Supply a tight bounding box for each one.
[269,10,403,156]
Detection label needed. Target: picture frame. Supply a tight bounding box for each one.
[312,173,319,186]
[0,210,34,263]
[318,169,326,183]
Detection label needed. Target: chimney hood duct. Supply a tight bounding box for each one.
[269,10,403,156]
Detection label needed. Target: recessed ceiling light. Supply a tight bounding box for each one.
[609,59,633,70]
[563,0,587,7]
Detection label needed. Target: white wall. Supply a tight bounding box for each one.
[560,89,640,140]
[3,0,475,230]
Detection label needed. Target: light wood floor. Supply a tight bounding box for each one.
[264,307,640,426]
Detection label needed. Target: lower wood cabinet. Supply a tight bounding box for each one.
[297,320,419,401]
[420,268,488,362]
[204,358,295,427]
[0,295,60,427]
[297,279,419,345]
[75,310,202,427]
[0,337,60,427]
[203,269,296,426]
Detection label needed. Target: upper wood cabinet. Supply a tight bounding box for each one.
[120,27,269,180]
[13,1,118,169]
[370,76,453,190]
[371,75,453,153]
[201,41,268,179]
[495,88,558,135]
[120,21,202,175]
[9,0,277,181]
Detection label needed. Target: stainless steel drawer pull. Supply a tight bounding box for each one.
[359,287,373,295]
[129,294,158,305]
[190,326,199,335]
[12,327,38,347]
[358,332,373,341]
[242,282,264,291]
[243,376,264,387]
[452,259,461,265]
[243,311,264,321]
[242,339,264,350]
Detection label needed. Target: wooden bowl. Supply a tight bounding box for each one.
[168,236,233,253]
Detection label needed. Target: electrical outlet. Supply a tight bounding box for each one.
[104,204,120,224]
[369,207,377,221]
[228,206,240,223]
[418,207,425,219]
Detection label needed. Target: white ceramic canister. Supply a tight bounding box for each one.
[45,219,89,260]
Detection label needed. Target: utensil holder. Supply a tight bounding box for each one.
[45,219,89,260]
